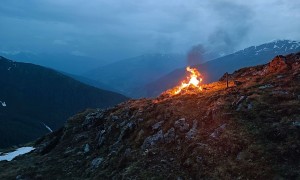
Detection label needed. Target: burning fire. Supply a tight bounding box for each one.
[167,66,203,95]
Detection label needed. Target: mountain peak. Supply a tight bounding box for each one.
[235,39,300,56]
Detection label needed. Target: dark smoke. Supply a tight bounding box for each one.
[208,29,235,54]
[186,44,205,66]
[207,1,254,54]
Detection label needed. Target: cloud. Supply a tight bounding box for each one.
[53,40,68,46]
[70,50,87,57]
[207,1,254,53]
[0,0,299,62]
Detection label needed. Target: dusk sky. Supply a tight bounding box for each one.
[0,0,299,61]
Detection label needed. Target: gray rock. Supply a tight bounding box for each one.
[152,121,164,130]
[277,75,284,78]
[118,122,135,141]
[247,103,253,110]
[109,141,122,154]
[141,130,164,149]
[16,175,23,180]
[258,84,274,89]
[64,147,76,155]
[111,115,119,121]
[109,122,136,152]
[127,121,135,129]
[137,108,143,114]
[292,121,300,127]
[235,96,246,106]
[83,115,95,126]
[174,118,190,132]
[183,158,192,167]
[164,128,175,143]
[196,156,203,163]
[185,120,198,140]
[119,120,126,127]
[138,118,144,122]
[83,110,104,126]
[83,144,90,153]
[236,151,251,161]
[124,148,131,157]
[271,90,289,95]
[236,151,244,160]
[236,103,243,111]
[107,150,117,157]
[176,176,184,180]
[235,96,246,111]
[210,124,226,139]
[73,133,88,142]
[97,128,108,147]
[91,157,103,169]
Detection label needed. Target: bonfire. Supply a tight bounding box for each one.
[165,66,203,95]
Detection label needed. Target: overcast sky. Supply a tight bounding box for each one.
[0,0,299,61]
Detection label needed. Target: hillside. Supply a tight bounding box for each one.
[0,52,299,179]
[0,52,106,75]
[144,40,300,97]
[0,56,128,148]
[83,53,186,97]
[63,73,119,93]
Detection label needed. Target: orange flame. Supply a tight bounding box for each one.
[167,66,203,95]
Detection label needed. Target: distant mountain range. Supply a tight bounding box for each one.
[0,52,107,75]
[63,73,119,93]
[83,53,186,97]
[3,40,299,100]
[0,56,128,148]
[143,40,300,97]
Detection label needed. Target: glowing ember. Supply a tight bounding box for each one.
[167,66,203,95]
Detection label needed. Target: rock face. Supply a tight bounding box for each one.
[141,130,164,150]
[0,52,300,179]
[268,56,288,73]
[174,118,190,132]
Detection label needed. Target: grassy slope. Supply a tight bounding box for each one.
[0,56,128,148]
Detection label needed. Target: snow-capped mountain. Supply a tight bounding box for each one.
[143,40,300,97]
[235,40,300,56]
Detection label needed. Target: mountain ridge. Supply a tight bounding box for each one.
[0,56,128,148]
[0,52,106,75]
[83,53,186,97]
[144,40,300,97]
[0,52,299,179]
